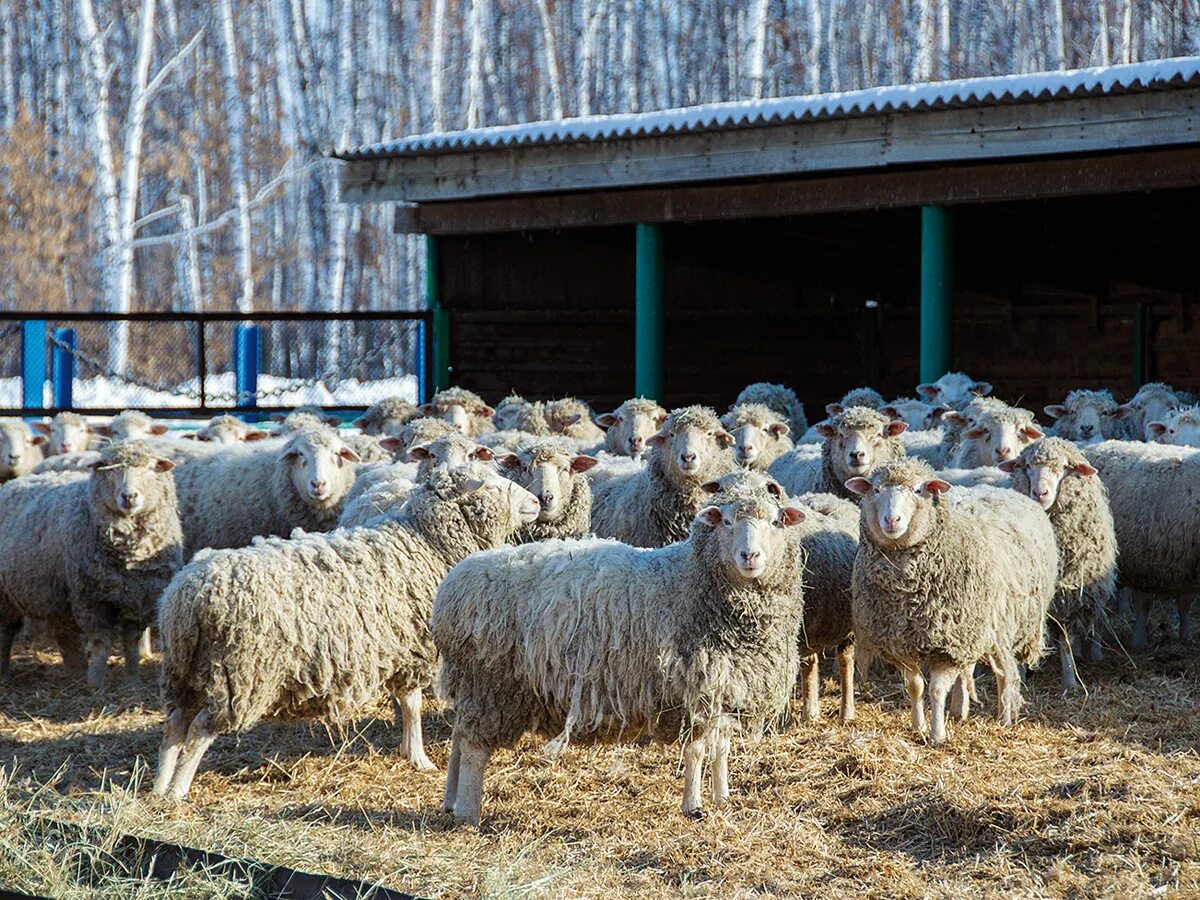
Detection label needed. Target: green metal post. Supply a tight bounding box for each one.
[635,223,665,401]
[426,235,451,393]
[919,206,954,384]
[1133,302,1146,390]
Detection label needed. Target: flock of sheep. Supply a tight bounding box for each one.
[0,374,1195,826]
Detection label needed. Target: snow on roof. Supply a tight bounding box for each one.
[335,57,1200,160]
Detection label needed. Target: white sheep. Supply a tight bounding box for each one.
[497,438,596,541]
[172,427,360,557]
[733,382,808,437]
[1043,389,1122,444]
[946,404,1043,468]
[0,442,182,686]
[152,462,540,800]
[596,397,668,458]
[420,387,496,437]
[879,397,941,431]
[33,412,100,455]
[96,410,170,442]
[431,472,807,823]
[1115,382,1183,442]
[720,403,793,471]
[353,397,419,436]
[0,419,46,481]
[590,405,735,547]
[847,458,1056,745]
[813,406,907,500]
[183,414,270,445]
[1147,404,1200,447]
[765,443,824,497]
[825,387,885,417]
[915,371,993,410]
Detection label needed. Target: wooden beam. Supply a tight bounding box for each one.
[391,146,1200,235]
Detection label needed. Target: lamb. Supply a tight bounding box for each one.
[1083,440,1200,647]
[152,462,540,800]
[1147,404,1200,447]
[420,387,496,437]
[1044,389,1122,444]
[183,414,270,445]
[721,403,793,471]
[766,443,824,496]
[590,405,735,547]
[431,472,807,823]
[733,382,808,437]
[353,397,419,436]
[947,404,1043,468]
[847,458,1056,745]
[1115,382,1182,441]
[172,427,360,557]
[596,397,668,458]
[813,406,907,501]
[33,411,99,455]
[101,410,170,442]
[915,371,993,410]
[497,438,596,541]
[825,387,885,417]
[0,420,46,481]
[0,442,183,686]
[998,438,1118,689]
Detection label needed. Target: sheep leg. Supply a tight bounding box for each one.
[681,734,708,817]
[165,710,216,801]
[85,638,109,689]
[854,645,875,692]
[452,739,491,826]
[710,731,731,808]
[1178,595,1194,642]
[442,738,462,814]
[901,665,926,737]
[151,708,188,796]
[837,641,855,723]
[0,618,17,677]
[122,627,142,682]
[398,687,436,771]
[54,625,86,677]
[927,664,958,747]
[993,655,1022,726]
[1086,634,1104,662]
[799,654,820,721]
[1058,633,1080,691]
[138,628,154,661]
[950,664,974,721]
[1130,590,1154,650]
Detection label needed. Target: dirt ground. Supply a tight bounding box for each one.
[2,625,1198,899]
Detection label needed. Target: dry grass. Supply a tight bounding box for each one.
[2,623,1199,899]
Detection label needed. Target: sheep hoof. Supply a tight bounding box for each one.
[411,755,437,772]
[683,806,707,820]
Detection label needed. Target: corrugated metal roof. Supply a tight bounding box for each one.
[335,57,1200,160]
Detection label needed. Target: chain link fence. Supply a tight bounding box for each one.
[0,312,431,417]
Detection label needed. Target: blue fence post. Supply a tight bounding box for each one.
[21,320,46,412]
[233,323,261,419]
[51,328,75,410]
[416,319,427,405]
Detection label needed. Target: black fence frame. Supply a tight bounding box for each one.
[0,310,433,418]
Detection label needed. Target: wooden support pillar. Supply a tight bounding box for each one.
[427,235,451,393]
[919,206,953,383]
[635,223,665,401]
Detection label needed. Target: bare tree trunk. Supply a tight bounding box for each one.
[536,0,566,118]
[1052,0,1067,66]
[938,0,951,76]
[1099,0,1112,63]
[748,0,770,98]
[916,0,935,79]
[808,0,823,92]
[466,0,487,126]
[623,0,638,111]
[217,0,255,313]
[579,0,604,115]
[175,193,203,312]
[1122,0,1135,62]
[431,0,448,129]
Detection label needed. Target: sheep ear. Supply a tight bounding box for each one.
[997,459,1021,473]
[281,449,301,463]
[379,436,405,453]
[570,455,598,473]
[408,444,433,461]
[352,416,368,429]
[765,480,783,499]
[777,506,805,527]
[154,458,175,473]
[418,403,436,415]
[768,423,790,438]
[923,479,951,496]
[915,383,938,400]
[31,422,51,436]
[270,413,288,423]
[1071,462,1098,477]
[647,429,669,448]
[480,405,495,418]
[971,381,993,397]
[696,506,723,527]
[700,480,722,494]
[879,406,900,421]
[965,427,987,440]
[498,454,522,470]
[825,403,845,416]
[244,430,269,442]
[322,414,341,426]
[30,435,47,446]
[942,411,967,427]
[715,429,734,448]
[339,447,361,463]
[815,423,837,440]
[561,412,583,426]
[92,424,112,437]
[150,423,169,435]
[654,413,669,428]
[596,413,617,429]
[844,477,872,496]
[1022,426,1044,440]
[1043,405,1067,419]
[468,446,492,462]
[1147,422,1168,437]
[719,412,735,429]
[196,434,213,442]
[885,421,908,437]
[463,477,487,493]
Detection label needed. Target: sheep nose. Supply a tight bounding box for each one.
[539,492,556,509]
[121,491,139,506]
[1080,425,1094,436]
[996,446,1013,460]
[680,452,697,465]
[310,479,328,494]
[740,550,761,565]
[884,515,901,531]
[629,437,644,452]
[849,450,866,464]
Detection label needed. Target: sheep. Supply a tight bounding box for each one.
[542,397,606,444]
[947,404,1043,469]
[825,387,885,417]
[353,397,419,436]
[0,441,183,686]
[733,382,808,437]
[420,387,496,437]
[152,462,540,800]
[1115,382,1182,442]
[33,451,101,474]
[847,458,1056,745]
[1083,439,1200,647]
[998,438,1118,689]
[596,397,668,458]
[497,438,597,542]
[337,431,396,464]
[721,403,793,471]
[0,420,46,481]
[935,395,1009,467]
[492,393,543,433]
[431,471,807,823]
[766,443,824,496]
[879,397,942,432]
[183,414,270,445]
[1044,389,1122,444]
[172,427,361,557]
[100,410,170,442]
[271,410,335,437]
[813,406,907,501]
[1147,404,1200,447]
[33,412,100,455]
[915,371,993,410]
[590,405,736,547]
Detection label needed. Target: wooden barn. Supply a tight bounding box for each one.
[336,58,1200,415]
